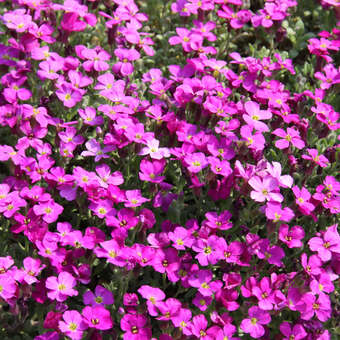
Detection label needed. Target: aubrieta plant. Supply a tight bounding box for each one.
[0,0,339,339]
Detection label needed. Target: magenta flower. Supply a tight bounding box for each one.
[139,159,166,183]
[302,148,329,168]
[240,125,266,151]
[113,48,140,76]
[0,274,17,301]
[169,28,203,52]
[156,297,181,321]
[80,46,110,72]
[310,273,334,295]
[188,269,222,297]
[120,314,151,340]
[204,210,233,231]
[257,239,285,267]
[192,235,223,266]
[46,271,78,302]
[94,239,126,267]
[279,322,307,340]
[107,208,138,230]
[240,306,271,338]
[56,83,82,108]
[278,224,305,248]
[184,152,208,173]
[138,285,165,317]
[171,308,192,335]
[83,285,114,306]
[78,107,104,126]
[292,185,315,214]
[19,257,45,284]
[252,277,275,310]
[272,127,305,149]
[125,189,150,208]
[298,292,331,322]
[189,314,210,339]
[82,306,113,330]
[192,292,212,312]
[301,253,322,276]
[243,101,272,132]
[59,310,88,340]
[265,202,295,222]
[249,175,283,203]
[33,200,63,223]
[168,226,194,250]
[308,224,340,262]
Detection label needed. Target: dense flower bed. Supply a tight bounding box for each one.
[0,0,339,339]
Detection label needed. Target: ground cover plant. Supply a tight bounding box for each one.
[0,0,339,339]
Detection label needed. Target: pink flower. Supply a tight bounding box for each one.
[125,189,150,208]
[292,185,315,214]
[301,253,322,276]
[240,125,266,151]
[168,226,194,250]
[265,202,295,222]
[192,235,223,266]
[82,306,113,330]
[272,127,305,149]
[139,139,170,160]
[249,175,283,203]
[138,285,165,317]
[240,306,271,338]
[78,107,104,126]
[308,224,340,262]
[46,271,78,302]
[19,257,45,284]
[184,152,208,173]
[0,273,17,301]
[302,148,329,168]
[59,310,88,340]
[113,48,140,76]
[139,159,166,183]
[94,239,126,267]
[33,200,64,223]
[252,277,275,310]
[310,273,334,295]
[243,101,272,132]
[56,83,82,108]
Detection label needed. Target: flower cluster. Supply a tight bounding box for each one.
[0,0,339,339]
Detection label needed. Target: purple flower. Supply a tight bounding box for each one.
[83,285,114,306]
